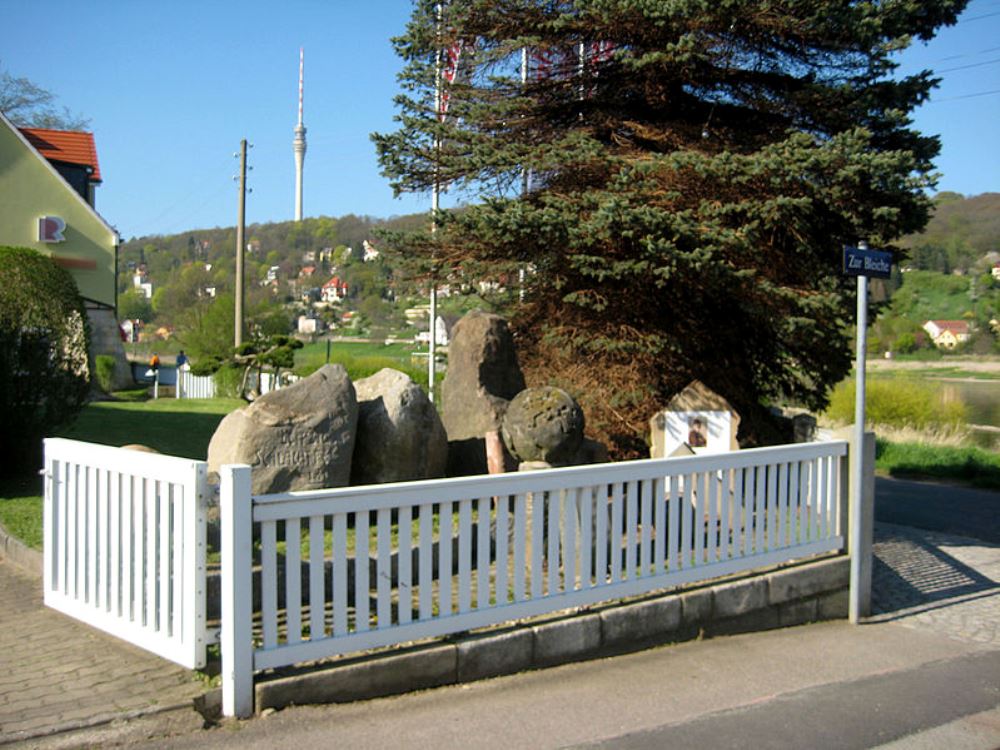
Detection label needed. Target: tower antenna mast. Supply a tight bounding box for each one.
[293,47,307,221]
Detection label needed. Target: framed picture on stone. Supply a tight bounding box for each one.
[661,410,732,456]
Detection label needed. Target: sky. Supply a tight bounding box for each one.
[2,0,998,242]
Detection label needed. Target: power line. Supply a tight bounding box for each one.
[933,88,1000,102]
[960,9,1000,22]
[936,56,1000,73]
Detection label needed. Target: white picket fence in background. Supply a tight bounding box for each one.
[175,369,216,399]
[42,438,210,669]
[220,440,849,716]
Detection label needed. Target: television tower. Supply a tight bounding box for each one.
[293,47,307,221]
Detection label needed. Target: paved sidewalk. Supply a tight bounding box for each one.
[0,559,205,745]
[871,522,1000,646]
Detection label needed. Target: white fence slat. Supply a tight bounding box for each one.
[221,464,253,718]
[547,492,559,595]
[439,502,453,617]
[261,520,278,648]
[131,477,143,624]
[754,466,766,553]
[355,511,370,632]
[477,497,490,609]
[707,471,718,564]
[159,482,171,634]
[640,479,652,576]
[720,470,732,561]
[286,517,302,644]
[398,505,413,625]
[777,463,789,549]
[766,463,777,551]
[681,474,693,569]
[309,514,325,638]
[495,496,509,606]
[789,461,801,545]
[109,471,121,617]
[803,460,813,541]
[514,494,527,601]
[562,489,577,591]
[595,485,608,585]
[88,467,98,605]
[458,499,473,613]
[172,484,184,637]
[625,482,638,580]
[418,504,433,619]
[653,478,665,572]
[145,482,157,630]
[668,476,680,571]
[332,514,348,636]
[610,483,623,581]
[580,487,593,589]
[694,472,706,566]
[376,509,392,628]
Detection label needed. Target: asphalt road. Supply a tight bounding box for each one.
[875,477,1000,544]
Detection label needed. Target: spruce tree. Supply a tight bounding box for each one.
[374,0,967,455]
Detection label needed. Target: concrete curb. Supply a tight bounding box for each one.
[0,520,43,578]
[254,554,851,713]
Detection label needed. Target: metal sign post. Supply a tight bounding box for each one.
[843,242,891,623]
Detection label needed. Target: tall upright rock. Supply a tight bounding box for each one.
[441,310,525,475]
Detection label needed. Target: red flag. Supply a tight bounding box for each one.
[439,40,465,121]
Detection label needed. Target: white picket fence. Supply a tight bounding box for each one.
[175,369,299,399]
[175,369,216,399]
[42,438,210,669]
[220,440,848,716]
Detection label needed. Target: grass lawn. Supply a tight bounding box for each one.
[294,340,430,386]
[0,396,245,550]
[876,439,1000,489]
[55,397,245,459]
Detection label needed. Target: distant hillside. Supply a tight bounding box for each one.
[899,192,1000,273]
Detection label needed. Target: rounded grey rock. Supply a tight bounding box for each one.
[501,387,585,465]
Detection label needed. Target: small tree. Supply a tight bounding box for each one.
[0,247,90,475]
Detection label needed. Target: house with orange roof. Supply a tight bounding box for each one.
[922,319,971,349]
[0,111,129,386]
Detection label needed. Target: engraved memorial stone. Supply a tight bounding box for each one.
[500,386,585,466]
[207,363,358,494]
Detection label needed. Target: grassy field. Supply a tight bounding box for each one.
[0,396,245,550]
[294,339,435,386]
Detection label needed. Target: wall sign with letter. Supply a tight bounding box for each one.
[38,216,66,243]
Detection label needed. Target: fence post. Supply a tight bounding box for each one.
[221,464,254,718]
[848,431,876,623]
[42,439,56,601]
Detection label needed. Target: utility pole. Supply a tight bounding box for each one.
[235,139,247,348]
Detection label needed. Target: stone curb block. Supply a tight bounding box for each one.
[0,521,43,577]
[817,588,850,619]
[767,557,849,606]
[533,614,601,665]
[680,588,713,626]
[712,577,767,619]
[600,597,681,646]
[255,644,457,711]
[457,628,534,683]
[778,597,819,627]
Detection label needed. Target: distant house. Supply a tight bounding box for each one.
[923,319,971,349]
[362,239,380,262]
[992,263,1000,281]
[297,315,325,335]
[299,264,316,278]
[415,315,456,346]
[322,275,349,303]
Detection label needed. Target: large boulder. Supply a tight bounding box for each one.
[351,368,448,485]
[501,387,585,466]
[441,310,525,474]
[207,364,357,494]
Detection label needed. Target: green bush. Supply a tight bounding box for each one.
[825,377,967,429]
[0,246,91,475]
[95,355,116,393]
[213,364,244,399]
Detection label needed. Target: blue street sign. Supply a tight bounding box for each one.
[843,245,892,279]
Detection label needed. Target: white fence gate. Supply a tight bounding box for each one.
[42,438,210,669]
[220,440,849,716]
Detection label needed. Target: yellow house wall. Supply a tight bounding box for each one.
[0,121,117,308]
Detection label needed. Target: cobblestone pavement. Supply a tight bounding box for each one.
[870,522,1000,647]
[0,559,205,744]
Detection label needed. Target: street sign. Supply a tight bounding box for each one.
[843,245,892,278]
